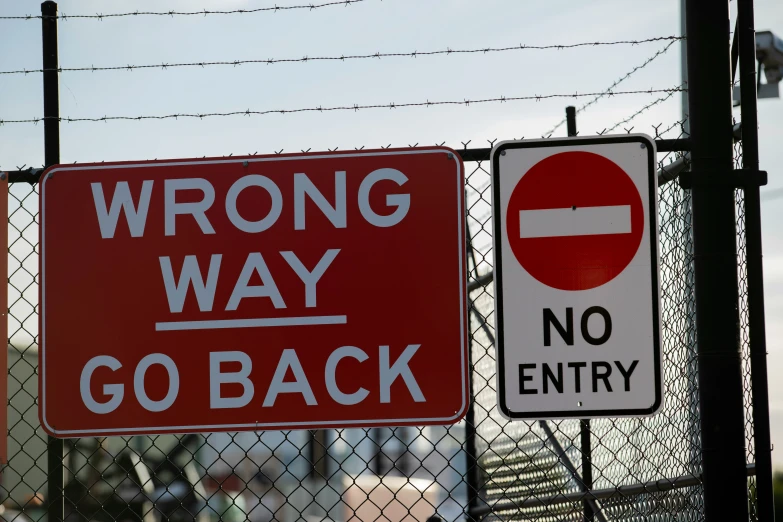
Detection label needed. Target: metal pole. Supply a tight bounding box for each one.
[308,430,328,479]
[41,2,63,521]
[463,370,481,521]
[371,428,384,475]
[464,232,484,521]
[679,1,703,481]
[565,106,577,137]
[680,0,690,134]
[737,0,774,519]
[579,422,593,521]
[685,1,749,521]
[42,0,60,168]
[538,422,606,522]
[565,105,595,522]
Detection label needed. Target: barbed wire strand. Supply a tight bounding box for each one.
[600,86,683,134]
[545,38,680,135]
[0,87,685,125]
[0,37,684,76]
[0,0,369,20]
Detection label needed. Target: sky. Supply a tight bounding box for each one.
[1,0,783,467]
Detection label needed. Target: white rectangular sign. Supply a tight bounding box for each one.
[491,135,662,419]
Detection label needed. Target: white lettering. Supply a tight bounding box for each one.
[294,171,347,230]
[379,344,425,403]
[358,168,410,227]
[80,356,124,414]
[325,346,369,405]
[133,353,179,412]
[210,351,254,409]
[263,349,317,407]
[226,175,283,233]
[280,249,340,308]
[164,178,215,236]
[91,181,154,239]
[226,252,286,310]
[159,255,222,313]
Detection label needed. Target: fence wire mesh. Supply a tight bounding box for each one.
[1,110,759,521]
[465,120,709,522]
[734,135,759,522]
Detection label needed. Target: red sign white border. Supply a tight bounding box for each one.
[39,148,468,436]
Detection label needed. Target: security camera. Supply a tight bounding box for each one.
[735,30,783,103]
[756,31,783,84]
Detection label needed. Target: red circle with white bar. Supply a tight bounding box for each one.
[506,151,644,291]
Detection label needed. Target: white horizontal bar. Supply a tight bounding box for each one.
[518,205,631,239]
[155,315,347,331]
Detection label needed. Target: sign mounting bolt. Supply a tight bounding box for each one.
[500,150,506,156]
[242,160,249,167]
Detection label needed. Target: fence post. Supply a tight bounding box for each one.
[565,105,595,522]
[565,106,577,138]
[737,0,775,519]
[41,2,64,521]
[308,430,328,479]
[464,230,484,521]
[685,1,749,520]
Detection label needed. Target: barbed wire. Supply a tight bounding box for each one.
[600,86,683,134]
[0,0,369,20]
[0,36,684,76]
[545,38,680,135]
[652,118,688,138]
[0,87,685,125]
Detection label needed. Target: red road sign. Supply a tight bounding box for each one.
[492,136,661,419]
[39,148,468,437]
[506,151,644,291]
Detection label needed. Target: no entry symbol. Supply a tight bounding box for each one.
[505,151,644,291]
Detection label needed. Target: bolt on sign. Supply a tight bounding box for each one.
[491,135,662,419]
[39,148,468,437]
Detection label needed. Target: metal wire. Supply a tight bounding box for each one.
[2,117,760,522]
[735,135,760,522]
[602,85,683,134]
[0,36,684,76]
[460,119,716,522]
[0,87,686,125]
[545,39,681,135]
[0,1,370,20]
[0,4,763,517]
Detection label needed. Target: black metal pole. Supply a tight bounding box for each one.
[579,421,593,521]
[371,428,384,475]
[42,1,60,168]
[464,232,484,521]
[308,429,328,479]
[42,2,63,522]
[737,0,774,519]
[464,371,481,521]
[566,105,594,522]
[685,1,749,521]
[566,106,577,137]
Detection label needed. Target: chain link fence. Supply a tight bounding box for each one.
[735,135,759,522]
[0,111,759,521]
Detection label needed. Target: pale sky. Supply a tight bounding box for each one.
[1,0,783,467]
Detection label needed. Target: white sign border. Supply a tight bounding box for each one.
[490,134,663,420]
[39,148,468,437]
